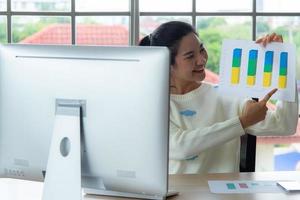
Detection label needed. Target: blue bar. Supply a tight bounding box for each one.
[249,49,258,60]
[264,51,274,66]
[233,48,242,58]
[280,52,288,68]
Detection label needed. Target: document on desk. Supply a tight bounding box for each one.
[208,180,282,193]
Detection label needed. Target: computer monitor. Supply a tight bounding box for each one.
[0,44,170,199]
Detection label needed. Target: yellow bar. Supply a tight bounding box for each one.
[263,72,272,87]
[247,76,255,86]
[231,68,240,84]
[278,76,287,89]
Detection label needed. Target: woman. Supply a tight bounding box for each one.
[140,21,298,174]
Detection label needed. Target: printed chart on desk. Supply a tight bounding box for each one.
[208,180,282,193]
[219,39,296,102]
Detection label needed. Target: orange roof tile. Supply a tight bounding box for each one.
[21,24,129,45]
[257,119,300,144]
[204,69,219,84]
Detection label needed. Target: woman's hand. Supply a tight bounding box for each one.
[239,88,278,129]
[256,33,283,47]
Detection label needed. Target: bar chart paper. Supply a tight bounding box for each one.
[208,180,282,193]
[219,39,296,102]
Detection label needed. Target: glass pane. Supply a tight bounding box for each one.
[196,0,252,12]
[257,0,300,12]
[12,16,71,44]
[76,0,129,12]
[256,17,300,172]
[140,0,192,12]
[0,16,7,43]
[256,17,300,79]
[256,141,300,171]
[0,0,6,11]
[140,16,192,38]
[11,0,70,12]
[76,16,129,45]
[197,17,252,74]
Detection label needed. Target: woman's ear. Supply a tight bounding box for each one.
[170,68,176,83]
[170,65,176,78]
[169,70,178,93]
[170,62,177,71]
[170,64,174,71]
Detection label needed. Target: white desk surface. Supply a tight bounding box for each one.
[1,171,300,200]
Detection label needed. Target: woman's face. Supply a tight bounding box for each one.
[171,32,208,85]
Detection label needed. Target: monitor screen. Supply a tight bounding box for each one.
[0,44,170,198]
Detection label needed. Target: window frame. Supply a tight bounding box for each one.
[0,0,299,44]
[0,0,300,172]
[0,0,134,44]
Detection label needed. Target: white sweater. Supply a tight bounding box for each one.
[169,82,298,174]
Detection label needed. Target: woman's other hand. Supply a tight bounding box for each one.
[256,33,283,47]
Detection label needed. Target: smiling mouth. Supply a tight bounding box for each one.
[193,68,205,73]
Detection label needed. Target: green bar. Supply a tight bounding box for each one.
[247,59,257,76]
[226,183,236,190]
[280,67,287,76]
[232,57,241,68]
[264,64,272,72]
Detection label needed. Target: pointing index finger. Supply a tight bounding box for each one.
[261,88,278,104]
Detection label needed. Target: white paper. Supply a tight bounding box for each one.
[208,180,282,193]
[219,39,296,102]
[277,181,300,192]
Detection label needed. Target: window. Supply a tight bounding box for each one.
[0,0,6,11]
[257,0,300,13]
[76,16,129,45]
[140,16,192,37]
[257,17,300,79]
[0,0,7,43]
[12,16,71,44]
[196,0,252,12]
[139,0,192,42]
[3,0,130,45]
[0,16,6,43]
[1,0,300,172]
[140,0,192,12]
[256,16,300,172]
[197,16,252,73]
[11,0,70,12]
[75,0,129,12]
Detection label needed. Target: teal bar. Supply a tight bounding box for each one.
[264,51,273,72]
[247,50,258,76]
[279,52,288,76]
[232,48,242,68]
[232,57,241,67]
[280,52,288,68]
[264,64,273,73]
[226,183,236,190]
[280,67,287,76]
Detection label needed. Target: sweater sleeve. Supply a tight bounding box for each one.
[169,116,245,160]
[245,88,299,136]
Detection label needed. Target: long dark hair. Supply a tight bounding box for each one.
[139,21,197,65]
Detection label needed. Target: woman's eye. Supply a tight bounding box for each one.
[186,55,194,59]
[199,44,205,52]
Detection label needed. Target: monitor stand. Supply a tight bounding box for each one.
[84,188,179,200]
[42,99,84,200]
[41,99,175,200]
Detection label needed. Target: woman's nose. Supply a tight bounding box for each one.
[196,54,206,65]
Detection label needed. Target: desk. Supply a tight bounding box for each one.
[0,171,299,200]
